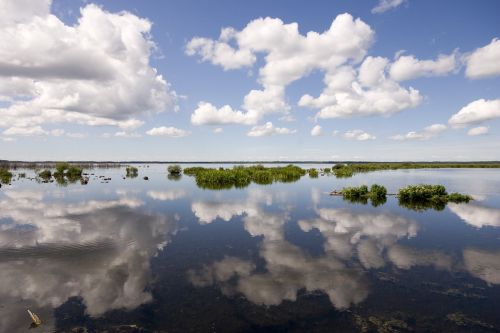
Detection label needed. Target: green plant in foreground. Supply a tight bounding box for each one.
[167,165,182,175]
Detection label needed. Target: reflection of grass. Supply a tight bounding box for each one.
[0,168,13,184]
[341,184,387,207]
[397,184,471,211]
[167,174,182,181]
[332,162,500,178]
[184,164,306,189]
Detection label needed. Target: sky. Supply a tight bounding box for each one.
[0,0,499,161]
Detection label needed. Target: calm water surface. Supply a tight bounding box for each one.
[1,165,500,332]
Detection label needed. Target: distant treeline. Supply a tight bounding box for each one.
[0,161,122,169]
[332,162,500,178]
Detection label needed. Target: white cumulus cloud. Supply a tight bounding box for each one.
[389,52,458,81]
[0,0,176,136]
[343,129,376,141]
[191,102,257,126]
[449,99,500,127]
[467,126,489,136]
[465,38,500,79]
[187,14,425,124]
[311,125,322,136]
[247,122,296,137]
[390,123,446,140]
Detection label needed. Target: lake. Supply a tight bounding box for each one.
[1,165,500,332]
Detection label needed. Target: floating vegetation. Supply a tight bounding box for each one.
[397,184,472,211]
[167,164,182,175]
[184,164,306,189]
[340,184,387,207]
[0,168,13,184]
[126,166,138,178]
[332,162,500,178]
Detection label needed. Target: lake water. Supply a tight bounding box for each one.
[1,165,500,332]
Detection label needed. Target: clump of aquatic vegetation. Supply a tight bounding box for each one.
[38,169,52,181]
[184,164,306,189]
[331,162,500,178]
[0,168,13,184]
[341,184,387,206]
[53,163,83,184]
[167,165,182,175]
[308,168,319,178]
[333,183,471,210]
[126,166,138,178]
[397,184,472,211]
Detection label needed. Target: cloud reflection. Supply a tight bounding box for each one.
[449,203,500,228]
[0,189,177,331]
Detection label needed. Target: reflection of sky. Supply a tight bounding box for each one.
[1,165,500,330]
[0,187,179,332]
[188,175,500,309]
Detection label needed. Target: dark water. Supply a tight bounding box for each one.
[1,165,499,332]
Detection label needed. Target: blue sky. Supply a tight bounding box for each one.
[1,0,499,161]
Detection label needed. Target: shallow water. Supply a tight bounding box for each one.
[1,165,500,332]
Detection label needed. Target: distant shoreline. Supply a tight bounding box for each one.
[2,160,500,164]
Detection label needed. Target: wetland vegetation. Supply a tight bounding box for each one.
[341,184,388,206]
[331,162,500,178]
[126,166,139,178]
[167,164,182,175]
[397,184,472,211]
[184,164,306,189]
[0,168,13,184]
